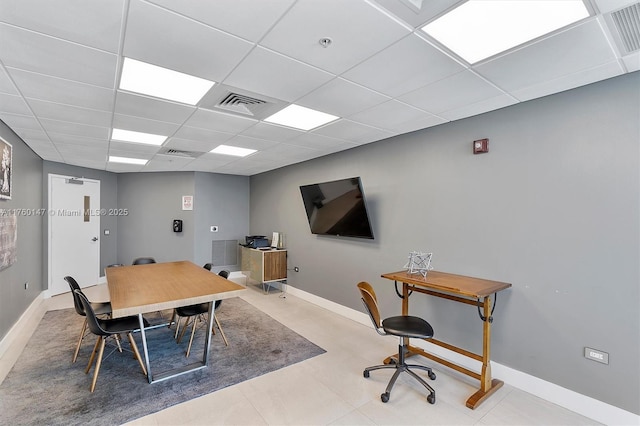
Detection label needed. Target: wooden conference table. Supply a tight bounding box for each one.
[106,260,246,383]
[381,270,511,409]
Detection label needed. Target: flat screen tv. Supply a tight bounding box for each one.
[300,177,374,239]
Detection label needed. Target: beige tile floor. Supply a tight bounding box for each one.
[2,283,600,426]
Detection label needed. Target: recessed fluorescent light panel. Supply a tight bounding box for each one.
[210,145,257,157]
[422,0,589,64]
[264,104,339,131]
[119,57,215,105]
[108,156,148,165]
[111,128,167,146]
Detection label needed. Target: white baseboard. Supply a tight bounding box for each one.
[0,292,46,362]
[285,285,640,426]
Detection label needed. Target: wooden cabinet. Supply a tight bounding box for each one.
[241,247,287,287]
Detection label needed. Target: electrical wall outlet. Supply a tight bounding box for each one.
[584,347,609,364]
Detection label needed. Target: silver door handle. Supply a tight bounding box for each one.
[91,237,99,242]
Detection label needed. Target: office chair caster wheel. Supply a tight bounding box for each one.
[381,392,390,403]
[428,371,436,380]
[427,393,436,404]
[363,370,370,378]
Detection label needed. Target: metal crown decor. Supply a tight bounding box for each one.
[404,251,433,277]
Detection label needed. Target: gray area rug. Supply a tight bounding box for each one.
[0,297,325,426]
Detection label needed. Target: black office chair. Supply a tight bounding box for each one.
[74,290,148,392]
[357,281,436,404]
[175,269,229,357]
[64,276,116,363]
[132,257,156,265]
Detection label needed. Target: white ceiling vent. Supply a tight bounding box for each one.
[198,84,289,120]
[159,148,202,158]
[610,3,640,54]
[216,92,268,116]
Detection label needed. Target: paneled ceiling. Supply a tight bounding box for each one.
[0,0,638,175]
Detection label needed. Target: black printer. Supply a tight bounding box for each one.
[245,235,269,248]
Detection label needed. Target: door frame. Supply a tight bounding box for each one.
[47,173,101,297]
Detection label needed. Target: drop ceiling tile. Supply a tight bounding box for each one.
[286,133,349,150]
[146,0,295,42]
[144,154,195,171]
[27,99,112,127]
[123,0,254,82]
[48,132,108,146]
[164,138,220,154]
[29,145,63,162]
[0,67,18,95]
[239,121,304,141]
[343,34,466,97]
[10,128,49,142]
[260,0,411,74]
[184,152,237,169]
[114,91,195,125]
[8,68,115,112]
[66,158,107,170]
[106,162,145,173]
[183,108,257,133]
[0,112,41,131]
[439,93,518,122]
[56,142,108,159]
[371,0,461,28]
[0,93,32,115]
[399,70,505,114]
[223,46,335,103]
[0,0,125,53]
[475,20,616,93]
[224,135,280,150]
[112,114,181,138]
[108,142,159,156]
[312,118,394,143]
[297,78,389,117]
[172,126,234,144]
[0,23,118,88]
[348,99,441,132]
[39,118,109,140]
[510,61,625,102]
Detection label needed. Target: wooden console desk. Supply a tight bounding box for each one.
[240,246,287,293]
[381,270,511,409]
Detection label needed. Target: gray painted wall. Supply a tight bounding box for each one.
[116,172,195,265]
[193,172,250,271]
[42,161,118,278]
[249,73,640,414]
[0,121,43,339]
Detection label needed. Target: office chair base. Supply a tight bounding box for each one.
[363,344,436,404]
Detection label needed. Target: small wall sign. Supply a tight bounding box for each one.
[182,195,193,211]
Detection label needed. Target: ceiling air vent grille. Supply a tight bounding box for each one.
[216,92,268,116]
[160,148,200,158]
[612,3,640,54]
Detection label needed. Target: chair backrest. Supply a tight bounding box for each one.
[357,282,383,332]
[203,263,213,271]
[214,270,230,310]
[132,257,156,265]
[64,276,86,317]
[74,289,108,337]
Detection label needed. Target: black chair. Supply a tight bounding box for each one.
[175,269,229,357]
[132,257,156,265]
[74,290,148,392]
[64,276,116,363]
[357,281,436,404]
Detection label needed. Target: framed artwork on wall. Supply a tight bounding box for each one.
[0,137,12,200]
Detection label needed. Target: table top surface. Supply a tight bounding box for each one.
[106,260,246,317]
[381,270,511,298]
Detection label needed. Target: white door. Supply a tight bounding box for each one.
[48,174,101,296]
